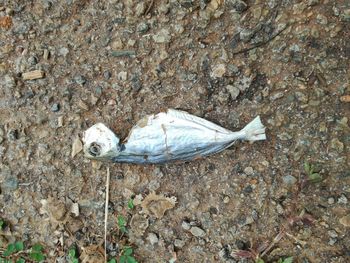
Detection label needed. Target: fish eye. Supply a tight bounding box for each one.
[89,143,102,157]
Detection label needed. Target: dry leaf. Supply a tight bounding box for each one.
[40,196,68,228]
[130,214,149,236]
[80,245,105,263]
[141,192,176,219]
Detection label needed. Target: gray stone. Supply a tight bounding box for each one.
[136,22,149,33]
[338,194,348,204]
[227,0,248,13]
[270,92,284,101]
[190,226,206,237]
[226,85,240,100]
[240,28,254,42]
[152,29,172,43]
[282,175,297,185]
[147,233,159,245]
[135,2,146,17]
[28,56,38,65]
[243,167,254,175]
[1,166,18,191]
[7,130,19,140]
[51,103,60,112]
[74,75,86,85]
[59,47,69,57]
[174,239,185,248]
[181,221,191,230]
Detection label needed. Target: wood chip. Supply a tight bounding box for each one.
[71,136,83,158]
[22,70,45,80]
[340,95,350,102]
[43,49,50,60]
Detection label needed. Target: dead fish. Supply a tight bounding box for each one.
[83,109,266,164]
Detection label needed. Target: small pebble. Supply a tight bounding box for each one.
[71,136,83,158]
[226,85,240,100]
[152,29,171,43]
[147,233,159,245]
[74,75,86,85]
[338,194,348,204]
[223,196,230,204]
[174,239,185,248]
[282,175,297,185]
[190,226,206,237]
[103,70,112,79]
[328,197,335,205]
[211,64,226,78]
[51,103,60,112]
[244,167,254,175]
[136,22,149,33]
[182,221,191,231]
[7,129,19,140]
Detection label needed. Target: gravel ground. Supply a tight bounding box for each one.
[0,0,349,262]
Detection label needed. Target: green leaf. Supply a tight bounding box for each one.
[72,258,79,263]
[30,252,45,262]
[16,258,25,263]
[118,215,126,227]
[0,219,4,229]
[120,255,127,263]
[308,173,322,183]
[282,257,293,263]
[123,247,133,256]
[126,256,138,263]
[15,241,24,251]
[31,243,43,252]
[256,258,264,263]
[69,248,76,258]
[127,199,134,209]
[304,161,310,174]
[108,259,117,263]
[3,243,16,256]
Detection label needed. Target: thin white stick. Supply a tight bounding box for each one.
[104,166,110,263]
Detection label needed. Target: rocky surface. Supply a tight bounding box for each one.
[0,0,349,262]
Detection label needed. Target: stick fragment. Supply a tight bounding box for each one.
[104,166,110,263]
[22,70,45,80]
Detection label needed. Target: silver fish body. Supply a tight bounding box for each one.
[83,109,266,164]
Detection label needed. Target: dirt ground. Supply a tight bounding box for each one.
[0,0,349,262]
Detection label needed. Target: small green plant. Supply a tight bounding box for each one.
[117,215,127,234]
[127,198,134,209]
[304,161,322,183]
[0,219,4,230]
[119,246,138,263]
[68,246,79,263]
[108,259,117,263]
[29,243,45,262]
[278,256,293,263]
[3,241,24,257]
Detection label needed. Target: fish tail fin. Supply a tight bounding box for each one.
[241,116,266,141]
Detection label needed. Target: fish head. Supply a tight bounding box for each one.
[83,123,120,160]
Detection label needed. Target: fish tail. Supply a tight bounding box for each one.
[241,116,266,141]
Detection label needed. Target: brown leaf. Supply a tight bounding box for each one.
[141,192,176,219]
